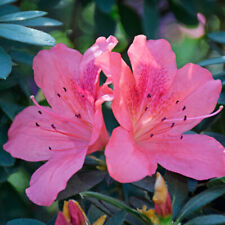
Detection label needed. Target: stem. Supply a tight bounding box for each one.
[80,191,153,225]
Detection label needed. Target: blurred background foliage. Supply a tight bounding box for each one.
[1,0,225,224]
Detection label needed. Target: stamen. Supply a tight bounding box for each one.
[184,115,187,121]
[150,133,154,137]
[180,135,183,140]
[35,122,40,127]
[57,93,61,98]
[38,110,42,114]
[63,87,67,92]
[49,146,52,150]
[176,100,179,104]
[171,122,175,128]
[51,124,56,129]
[75,113,81,118]
[182,106,186,111]
[145,106,148,111]
[147,93,151,98]
[161,117,166,122]
[81,94,85,98]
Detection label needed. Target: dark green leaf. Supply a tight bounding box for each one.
[0,166,17,183]
[168,0,198,26]
[208,177,225,188]
[208,32,225,45]
[218,92,225,105]
[143,0,159,39]
[57,170,106,200]
[14,17,62,27]
[95,0,115,13]
[118,3,142,41]
[0,11,47,22]
[177,185,225,221]
[203,132,225,147]
[0,0,17,6]
[165,171,189,219]
[0,47,12,79]
[0,24,55,46]
[132,175,155,192]
[105,211,127,225]
[198,56,225,66]
[7,219,45,225]
[10,50,34,65]
[0,5,19,16]
[95,8,116,37]
[184,214,225,225]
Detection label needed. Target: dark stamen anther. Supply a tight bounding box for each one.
[182,106,186,111]
[184,115,187,121]
[57,93,61,98]
[161,117,166,122]
[176,100,179,104]
[145,106,148,111]
[38,110,42,114]
[51,124,56,129]
[147,93,151,98]
[75,113,81,118]
[180,135,183,140]
[171,122,175,128]
[35,122,40,127]
[81,94,85,98]
[150,133,154,138]
[48,146,52,150]
[63,87,67,92]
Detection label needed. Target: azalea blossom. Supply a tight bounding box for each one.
[96,35,225,182]
[3,36,118,206]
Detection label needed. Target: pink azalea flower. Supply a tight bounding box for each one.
[3,36,118,206]
[96,35,225,183]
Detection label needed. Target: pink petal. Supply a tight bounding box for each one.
[80,36,118,96]
[26,150,87,206]
[156,63,222,135]
[105,127,157,183]
[3,106,89,161]
[153,134,225,180]
[55,212,71,225]
[96,52,137,130]
[127,35,177,111]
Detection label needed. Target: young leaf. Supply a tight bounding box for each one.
[0,46,12,79]
[0,11,47,22]
[184,214,225,225]
[0,24,55,46]
[177,185,225,221]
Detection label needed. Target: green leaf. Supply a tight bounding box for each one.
[0,11,47,22]
[184,215,225,225]
[177,185,225,221]
[94,8,116,37]
[203,132,225,147]
[57,170,106,200]
[0,47,12,79]
[10,50,34,65]
[0,166,17,183]
[0,0,17,6]
[7,219,45,225]
[0,5,19,16]
[0,24,55,46]
[208,177,225,188]
[95,0,115,13]
[198,56,225,66]
[118,3,142,41]
[165,171,189,219]
[132,175,155,192]
[105,211,127,225]
[14,17,62,27]
[143,0,159,39]
[218,92,225,105]
[208,32,225,45]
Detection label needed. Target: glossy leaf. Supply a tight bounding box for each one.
[184,215,225,225]
[177,185,225,221]
[0,24,55,46]
[0,11,47,22]
[198,56,225,66]
[208,32,225,44]
[0,47,12,79]
[7,219,45,225]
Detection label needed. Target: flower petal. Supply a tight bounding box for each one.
[26,150,87,206]
[105,127,157,183]
[3,106,89,161]
[154,134,225,180]
[55,212,71,225]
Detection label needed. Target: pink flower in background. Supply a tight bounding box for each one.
[3,36,118,206]
[96,35,225,183]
